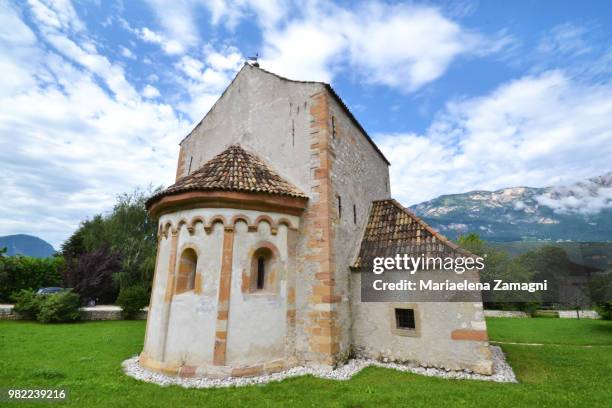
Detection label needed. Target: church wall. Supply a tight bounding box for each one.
[174,66,328,366]
[142,228,172,361]
[158,65,494,375]
[349,272,493,375]
[225,221,291,366]
[326,94,392,356]
[163,219,223,366]
[141,207,299,375]
[176,65,320,195]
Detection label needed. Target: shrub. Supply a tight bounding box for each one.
[533,310,559,318]
[12,289,42,319]
[116,286,149,319]
[595,302,612,320]
[36,291,81,323]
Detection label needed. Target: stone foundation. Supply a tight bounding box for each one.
[138,353,292,378]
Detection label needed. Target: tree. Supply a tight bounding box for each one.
[517,246,578,306]
[62,244,122,303]
[458,233,539,312]
[457,233,486,255]
[60,186,161,302]
[104,188,160,290]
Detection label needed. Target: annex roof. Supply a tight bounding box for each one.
[353,199,473,270]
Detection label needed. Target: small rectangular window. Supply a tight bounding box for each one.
[395,308,415,330]
[337,195,342,219]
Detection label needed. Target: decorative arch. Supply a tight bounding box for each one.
[231,214,252,229]
[177,218,189,228]
[189,215,205,230]
[177,218,194,235]
[276,217,297,230]
[254,215,278,235]
[161,221,174,238]
[205,215,227,233]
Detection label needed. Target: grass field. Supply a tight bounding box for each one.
[1,318,611,407]
[486,317,612,345]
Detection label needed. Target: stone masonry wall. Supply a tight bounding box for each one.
[325,93,391,357]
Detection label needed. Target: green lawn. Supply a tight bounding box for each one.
[487,317,612,345]
[0,318,610,407]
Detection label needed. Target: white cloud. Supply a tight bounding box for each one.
[142,84,161,98]
[137,0,288,54]
[536,173,612,214]
[378,70,612,205]
[138,1,504,92]
[538,23,593,57]
[259,2,509,91]
[174,46,243,120]
[142,0,199,53]
[204,0,288,29]
[132,26,185,55]
[0,2,191,247]
[120,46,135,59]
[27,0,84,32]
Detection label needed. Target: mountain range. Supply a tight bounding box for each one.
[411,172,612,242]
[0,234,56,258]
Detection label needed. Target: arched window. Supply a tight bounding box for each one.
[176,248,197,294]
[257,255,265,290]
[251,247,274,292]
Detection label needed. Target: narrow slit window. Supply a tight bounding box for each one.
[331,116,336,139]
[257,256,265,290]
[353,204,357,224]
[395,308,416,330]
[337,195,342,219]
[187,156,193,175]
[291,119,295,147]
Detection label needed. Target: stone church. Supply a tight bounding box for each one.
[140,62,493,378]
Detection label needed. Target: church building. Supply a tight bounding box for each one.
[140,63,493,378]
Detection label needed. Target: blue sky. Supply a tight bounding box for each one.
[1,0,612,248]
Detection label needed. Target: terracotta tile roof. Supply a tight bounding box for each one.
[147,144,306,207]
[353,199,473,270]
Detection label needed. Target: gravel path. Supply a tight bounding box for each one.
[122,346,516,388]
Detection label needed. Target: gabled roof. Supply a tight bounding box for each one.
[181,63,390,166]
[352,199,473,270]
[146,144,306,208]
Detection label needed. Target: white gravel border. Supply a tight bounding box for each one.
[122,346,516,388]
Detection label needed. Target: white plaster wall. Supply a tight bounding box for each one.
[225,222,290,366]
[350,272,493,374]
[164,221,223,366]
[142,230,171,361]
[143,207,299,369]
